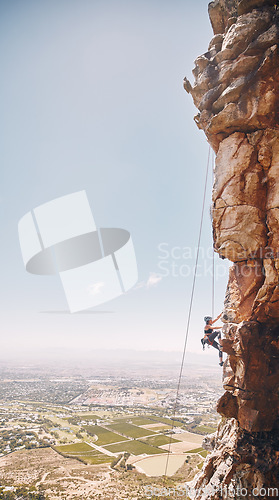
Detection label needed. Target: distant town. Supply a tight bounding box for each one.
[0,356,223,499]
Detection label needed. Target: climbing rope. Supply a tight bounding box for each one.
[164,145,213,477]
[212,247,215,320]
[212,151,215,320]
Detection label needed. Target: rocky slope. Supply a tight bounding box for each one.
[184,1,279,498]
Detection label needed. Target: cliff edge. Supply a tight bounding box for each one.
[184,1,279,498]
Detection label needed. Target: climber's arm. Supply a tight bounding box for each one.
[212,312,222,324]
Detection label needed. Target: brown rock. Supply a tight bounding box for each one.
[252,258,279,321]
[184,0,279,494]
[208,33,224,51]
[258,144,272,168]
[184,6,279,149]
[266,133,279,210]
[213,205,267,261]
[221,338,235,354]
[212,75,250,113]
[224,261,264,322]
[245,23,279,56]
[198,84,225,112]
[221,9,272,57]
[267,210,279,252]
[202,432,217,452]
[213,133,254,198]
[238,404,260,432]
[218,321,279,431]
[238,0,275,16]
[187,418,279,499]
[208,0,238,34]
[217,391,238,418]
[217,54,261,89]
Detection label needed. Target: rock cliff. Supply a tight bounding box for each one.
[184,1,279,498]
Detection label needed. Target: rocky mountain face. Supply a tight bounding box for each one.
[184,1,279,498]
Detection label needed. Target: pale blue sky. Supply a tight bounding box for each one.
[0,0,230,359]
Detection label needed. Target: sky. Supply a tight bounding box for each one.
[0,0,231,361]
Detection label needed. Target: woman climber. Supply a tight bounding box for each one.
[202,313,224,366]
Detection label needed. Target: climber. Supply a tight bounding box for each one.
[202,313,224,366]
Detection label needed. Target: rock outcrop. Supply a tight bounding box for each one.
[184,1,279,498]
[188,418,279,499]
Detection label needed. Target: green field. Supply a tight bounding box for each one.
[194,449,208,458]
[126,416,155,426]
[105,440,167,456]
[200,450,207,458]
[147,416,184,427]
[186,447,204,454]
[195,425,216,435]
[56,442,94,453]
[76,451,111,464]
[54,442,111,465]
[76,414,99,421]
[145,425,171,432]
[142,435,180,447]
[67,414,99,425]
[107,422,154,439]
[83,425,127,445]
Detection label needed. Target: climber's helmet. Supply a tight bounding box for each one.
[204,316,212,324]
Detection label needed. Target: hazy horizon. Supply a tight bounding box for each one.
[0,346,223,371]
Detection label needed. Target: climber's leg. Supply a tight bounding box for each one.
[211,340,220,351]
[211,340,223,366]
[218,347,223,366]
